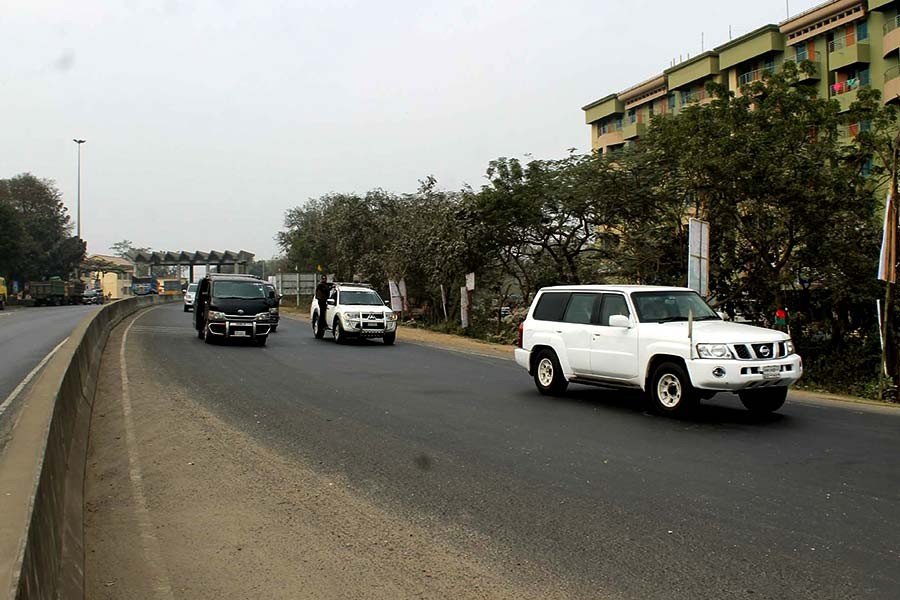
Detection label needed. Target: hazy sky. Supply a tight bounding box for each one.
[2,0,821,259]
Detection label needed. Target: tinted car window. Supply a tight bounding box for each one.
[211,280,266,299]
[562,293,599,324]
[532,292,570,321]
[340,290,384,305]
[599,294,630,326]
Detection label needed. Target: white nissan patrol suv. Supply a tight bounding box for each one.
[310,283,398,345]
[515,286,802,414]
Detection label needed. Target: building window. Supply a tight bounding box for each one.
[862,158,874,177]
[668,93,676,111]
[648,103,654,117]
[860,120,872,132]
[627,108,636,124]
[764,57,776,73]
[857,21,868,42]
[795,45,808,61]
[859,67,870,87]
[600,121,608,135]
[615,116,623,130]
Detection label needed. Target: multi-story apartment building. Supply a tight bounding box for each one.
[583,0,900,154]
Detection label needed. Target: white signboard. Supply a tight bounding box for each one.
[688,218,710,297]
[465,272,475,292]
[398,278,408,311]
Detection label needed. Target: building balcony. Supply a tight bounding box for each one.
[830,83,868,112]
[621,121,647,140]
[828,39,870,71]
[870,0,894,10]
[594,129,625,150]
[884,16,900,57]
[795,61,821,81]
[884,66,900,104]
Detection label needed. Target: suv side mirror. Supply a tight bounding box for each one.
[609,314,632,328]
[326,299,336,306]
[384,300,390,307]
[269,290,276,299]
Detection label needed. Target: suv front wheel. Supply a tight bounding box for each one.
[533,349,568,396]
[649,362,698,415]
[333,317,346,344]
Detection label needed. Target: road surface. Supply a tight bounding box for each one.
[86,303,900,599]
[0,305,98,444]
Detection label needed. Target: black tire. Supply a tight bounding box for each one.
[532,349,568,396]
[271,324,278,333]
[333,318,345,344]
[739,387,788,414]
[383,332,396,345]
[0,298,5,310]
[204,328,216,344]
[312,313,325,339]
[648,361,699,415]
[184,305,189,312]
[255,336,267,347]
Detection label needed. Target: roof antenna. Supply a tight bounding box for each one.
[729,25,732,40]
[702,32,705,52]
[786,0,790,19]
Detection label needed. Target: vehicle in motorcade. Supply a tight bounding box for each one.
[82,288,105,305]
[131,276,158,296]
[159,278,183,296]
[515,285,802,415]
[183,283,198,312]
[193,273,275,346]
[310,282,397,345]
[0,276,7,310]
[263,282,280,331]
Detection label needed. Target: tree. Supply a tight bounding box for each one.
[0,173,83,281]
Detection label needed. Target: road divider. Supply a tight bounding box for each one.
[0,295,178,600]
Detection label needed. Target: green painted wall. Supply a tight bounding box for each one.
[584,96,624,124]
[667,54,720,89]
[718,29,784,70]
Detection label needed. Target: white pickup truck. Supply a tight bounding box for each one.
[310,283,398,345]
[515,285,802,414]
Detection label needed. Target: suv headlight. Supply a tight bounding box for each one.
[344,312,360,320]
[256,312,269,321]
[269,307,279,315]
[785,340,795,355]
[208,311,226,321]
[697,343,732,359]
[386,311,397,321]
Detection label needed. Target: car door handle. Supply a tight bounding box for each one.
[555,330,563,334]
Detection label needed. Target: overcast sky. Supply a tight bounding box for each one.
[1,0,821,259]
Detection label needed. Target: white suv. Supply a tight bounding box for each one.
[310,283,398,345]
[183,283,198,312]
[515,285,802,414]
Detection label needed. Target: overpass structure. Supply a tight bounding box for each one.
[128,250,255,281]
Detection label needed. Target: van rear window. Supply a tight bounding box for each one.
[533,292,570,321]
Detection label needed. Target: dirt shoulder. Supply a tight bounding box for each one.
[84,308,570,599]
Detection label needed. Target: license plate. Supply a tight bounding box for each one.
[762,365,780,379]
[232,330,248,337]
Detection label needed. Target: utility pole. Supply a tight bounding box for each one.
[73,139,86,239]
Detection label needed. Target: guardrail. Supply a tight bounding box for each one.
[885,65,900,83]
[884,14,900,35]
[0,295,178,599]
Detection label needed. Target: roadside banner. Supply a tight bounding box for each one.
[688,218,710,296]
[388,280,403,312]
[466,272,475,292]
[398,278,408,312]
[878,192,896,283]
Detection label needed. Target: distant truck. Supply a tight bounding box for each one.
[29,277,85,306]
[131,276,159,296]
[158,278,183,296]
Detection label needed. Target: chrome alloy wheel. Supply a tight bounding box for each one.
[537,358,555,388]
[657,373,682,408]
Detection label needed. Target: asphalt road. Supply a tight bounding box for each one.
[0,305,98,439]
[128,304,900,599]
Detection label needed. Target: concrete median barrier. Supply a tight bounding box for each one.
[0,295,178,599]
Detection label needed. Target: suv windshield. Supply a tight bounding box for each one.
[341,290,384,306]
[631,290,719,323]
[212,280,266,299]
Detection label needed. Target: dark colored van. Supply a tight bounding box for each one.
[193,274,277,346]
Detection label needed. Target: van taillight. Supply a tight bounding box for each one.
[517,322,524,348]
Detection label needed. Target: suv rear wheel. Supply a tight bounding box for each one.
[533,349,568,396]
[739,387,787,414]
[649,362,698,415]
[312,313,325,339]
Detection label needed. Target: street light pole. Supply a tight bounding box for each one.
[73,139,86,239]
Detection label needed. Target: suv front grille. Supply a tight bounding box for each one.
[734,345,752,359]
[732,342,784,360]
[751,343,775,359]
